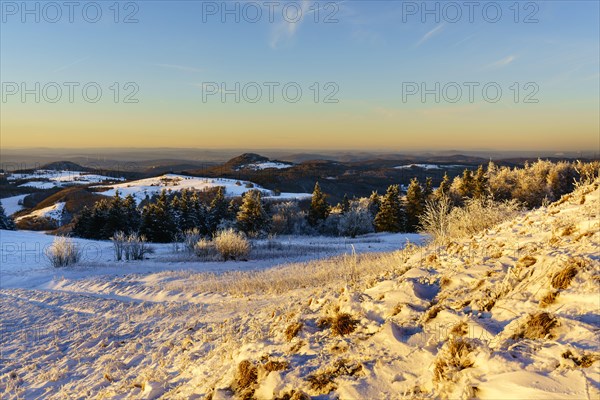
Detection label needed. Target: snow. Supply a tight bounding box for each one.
[394,164,467,170]
[8,170,124,189]
[239,162,293,170]
[95,174,311,204]
[0,180,599,399]
[15,202,65,223]
[0,194,28,215]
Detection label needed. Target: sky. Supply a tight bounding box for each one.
[1,0,599,151]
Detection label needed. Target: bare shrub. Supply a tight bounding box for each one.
[284,322,303,342]
[183,228,202,254]
[551,258,583,289]
[511,312,558,340]
[214,229,250,261]
[111,232,152,261]
[194,238,217,259]
[46,236,81,267]
[433,338,475,382]
[125,233,152,260]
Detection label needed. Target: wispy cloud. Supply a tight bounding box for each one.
[156,64,203,73]
[53,56,90,73]
[269,0,346,49]
[486,55,516,69]
[415,24,445,47]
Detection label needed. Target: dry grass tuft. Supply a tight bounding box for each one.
[551,258,583,289]
[539,291,559,308]
[235,360,258,393]
[284,322,303,342]
[274,390,311,400]
[516,255,537,268]
[263,360,289,372]
[433,338,475,382]
[306,359,362,394]
[422,304,442,323]
[561,224,576,236]
[450,322,469,337]
[562,350,600,368]
[330,313,358,336]
[511,312,558,340]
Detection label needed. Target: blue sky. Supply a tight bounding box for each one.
[1,1,599,150]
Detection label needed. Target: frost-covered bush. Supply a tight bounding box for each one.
[194,238,217,259]
[47,236,81,267]
[420,196,453,242]
[337,199,374,238]
[214,229,250,261]
[183,228,202,254]
[421,196,519,241]
[270,201,310,235]
[112,231,152,261]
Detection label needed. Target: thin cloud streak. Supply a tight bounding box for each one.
[415,24,446,47]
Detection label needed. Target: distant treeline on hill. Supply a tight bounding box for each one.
[66,160,599,243]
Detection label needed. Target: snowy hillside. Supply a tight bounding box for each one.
[8,170,124,189]
[14,202,65,224]
[95,174,311,204]
[0,181,598,399]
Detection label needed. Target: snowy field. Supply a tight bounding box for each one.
[7,170,124,189]
[0,181,599,399]
[95,174,311,204]
[0,195,27,216]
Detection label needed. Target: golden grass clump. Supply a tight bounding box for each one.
[263,360,289,372]
[235,360,258,395]
[330,313,358,336]
[562,350,600,368]
[539,291,559,308]
[433,338,475,382]
[284,322,303,342]
[551,258,583,289]
[511,312,558,340]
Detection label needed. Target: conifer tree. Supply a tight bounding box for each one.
[435,173,451,200]
[123,194,141,233]
[307,182,330,226]
[340,194,350,214]
[368,191,381,217]
[405,178,425,232]
[236,190,269,235]
[458,169,475,198]
[424,177,433,200]
[374,184,404,232]
[473,165,488,199]
[0,202,16,230]
[208,186,229,234]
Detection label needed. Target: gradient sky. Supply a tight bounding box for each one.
[1,0,599,151]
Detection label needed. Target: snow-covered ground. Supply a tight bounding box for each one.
[238,162,294,170]
[394,164,467,170]
[0,195,28,216]
[14,202,65,224]
[8,170,124,189]
[0,181,598,399]
[95,174,311,204]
